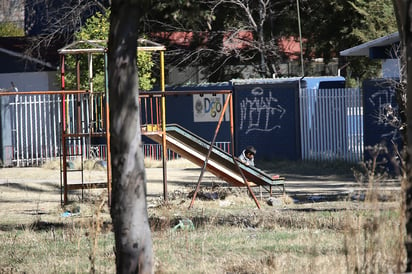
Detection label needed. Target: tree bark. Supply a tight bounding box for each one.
[392,0,412,271]
[108,0,153,273]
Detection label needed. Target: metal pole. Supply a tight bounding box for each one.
[160,50,168,201]
[61,54,68,205]
[76,57,82,133]
[296,0,305,77]
[228,94,261,209]
[104,52,112,206]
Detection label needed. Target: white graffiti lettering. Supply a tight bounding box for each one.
[239,87,286,134]
[368,88,401,141]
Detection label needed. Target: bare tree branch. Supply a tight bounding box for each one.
[25,0,108,61]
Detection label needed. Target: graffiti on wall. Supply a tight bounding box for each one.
[367,88,401,141]
[239,87,286,134]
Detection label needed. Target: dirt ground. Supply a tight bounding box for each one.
[0,165,402,226]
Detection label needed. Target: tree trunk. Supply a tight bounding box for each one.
[108,0,153,273]
[392,0,412,271]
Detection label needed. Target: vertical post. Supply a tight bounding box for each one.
[76,57,81,133]
[296,0,304,77]
[61,54,68,205]
[75,57,82,165]
[228,93,261,209]
[88,53,94,155]
[160,50,168,201]
[104,52,112,206]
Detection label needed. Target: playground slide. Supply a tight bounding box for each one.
[144,124,285,192]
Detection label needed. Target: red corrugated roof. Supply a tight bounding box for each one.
[152,31,303,60]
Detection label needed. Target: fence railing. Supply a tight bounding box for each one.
[1,93,61,167]
[0,90,231,166]
[1,88,364,166]
[299,88,363,162]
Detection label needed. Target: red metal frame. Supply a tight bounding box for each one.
[59,53,112,205]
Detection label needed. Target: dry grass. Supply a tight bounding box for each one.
[149,192,404,273]
[0,197,404,273]
[0,160,406,273]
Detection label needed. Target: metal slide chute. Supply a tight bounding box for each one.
[145,124,285,192]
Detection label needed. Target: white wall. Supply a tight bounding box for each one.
[382,59,400,78]
[0,71,59,91]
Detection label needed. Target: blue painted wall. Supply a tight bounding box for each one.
[164,83,232,142]
[232,79,301,162]
[153,77,346,163]
[363,79,402,175]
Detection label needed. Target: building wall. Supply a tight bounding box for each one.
[0,71,59,91]
[167,60,340,86]
[0,0,24,28]
[382,59,400,78]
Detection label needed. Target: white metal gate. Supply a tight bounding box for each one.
[3,93,62,166]
[1,92,103,167]
[299,88,363,162]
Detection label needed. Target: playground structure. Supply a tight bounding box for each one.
[57,39,167,205]
[57,40,111,205]
[139,89,285,209]
[57,39,285,208]
[0,39,285,209]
